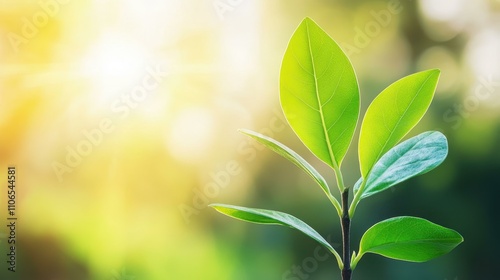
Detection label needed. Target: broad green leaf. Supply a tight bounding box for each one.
[280,17,359,168]
[239,129,331,196]
[357,216,463,263]
[210,204,336,255]
[359,69,440,178]
[354,131,448,199]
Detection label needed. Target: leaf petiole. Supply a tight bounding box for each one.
[328,194,343,218]
[349,178,367,218]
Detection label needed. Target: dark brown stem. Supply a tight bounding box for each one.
[341,190,352,280]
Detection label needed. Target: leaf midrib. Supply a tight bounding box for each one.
[365,237,462,252]
[370,134,426,178]
[305,19,337,168]
[369,73,434,175]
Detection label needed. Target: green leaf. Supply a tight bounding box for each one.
[210,204,337,256]
[280,17,359,168]
[239,129,331,196]
[354,131,448,199]
[357,216,463,263]
[359,69,440,178]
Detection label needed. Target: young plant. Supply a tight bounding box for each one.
[210,17,463,280]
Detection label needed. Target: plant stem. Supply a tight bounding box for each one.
[341,190,352,280]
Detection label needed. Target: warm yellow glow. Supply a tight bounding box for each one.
[0,1,496,278]
[166,107,216,163]
[79,33,148,106]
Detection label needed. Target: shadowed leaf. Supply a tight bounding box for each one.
[354,131,448,199]
[357,216,463,263]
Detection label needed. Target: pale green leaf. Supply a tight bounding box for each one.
[210,204,337,256]
[357,216,463,263]
[280,17,359,168]
[354,131,448,198]
[239,129,331,196]
[359,69,440,178]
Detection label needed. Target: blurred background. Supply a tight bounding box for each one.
[0,0,499,279]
